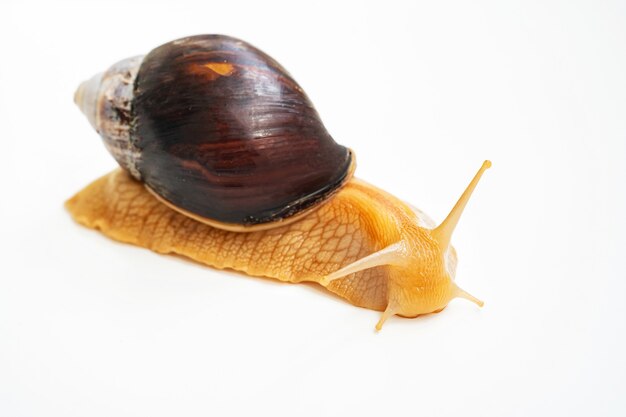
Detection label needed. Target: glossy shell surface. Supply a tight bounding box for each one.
[130,35,354,227]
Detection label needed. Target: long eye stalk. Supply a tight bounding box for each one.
[433,160,491,249]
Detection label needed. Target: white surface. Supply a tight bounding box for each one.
[1,1,625,416]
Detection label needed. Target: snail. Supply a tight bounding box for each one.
[68,34,490,330]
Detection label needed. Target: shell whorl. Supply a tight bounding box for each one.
[74,56,144,180]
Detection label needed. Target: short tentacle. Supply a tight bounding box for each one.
[454,284,484,307]
[375,304,397,331]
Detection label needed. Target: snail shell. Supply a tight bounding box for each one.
[75,35,355,231]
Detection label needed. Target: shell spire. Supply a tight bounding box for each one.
[74,55,145,180]
[74,72,103,130]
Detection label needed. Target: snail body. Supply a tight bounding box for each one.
[71,35,489,330]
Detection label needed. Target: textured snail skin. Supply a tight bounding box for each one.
[66,162,489,330]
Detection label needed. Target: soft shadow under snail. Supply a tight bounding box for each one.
[68,34,490,330]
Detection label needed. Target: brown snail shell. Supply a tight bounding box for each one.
[74,34,355,231]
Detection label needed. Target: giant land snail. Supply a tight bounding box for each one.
[68,34,490,330]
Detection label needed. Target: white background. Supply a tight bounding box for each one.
[1,0,625,415]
